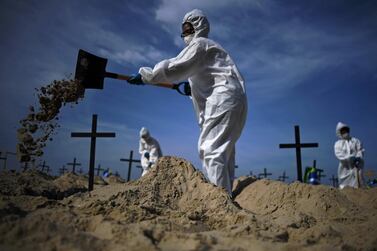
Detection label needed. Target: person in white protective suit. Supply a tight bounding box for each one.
[128,9,247,195]
[139,127,163,177]
[334,122,365,189]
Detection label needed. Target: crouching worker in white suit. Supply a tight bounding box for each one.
[334,122,365,189]
[128,9,247,195]
[139,127,163,177]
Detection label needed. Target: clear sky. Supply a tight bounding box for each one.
[1,0,376,184]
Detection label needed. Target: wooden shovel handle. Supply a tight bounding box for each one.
[106,72,175,89]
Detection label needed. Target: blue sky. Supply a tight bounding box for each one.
[1,0,377,184]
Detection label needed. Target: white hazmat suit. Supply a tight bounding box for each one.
[334,122,365,189]
[138,9,247,194]
[139,127,163,177]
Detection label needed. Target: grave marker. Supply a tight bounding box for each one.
[59,165,67,175]
[279,125,319,182]
[67,157,81,173]
[120,150,141,182]
[39,161,50,173]
[71,114,116,191]
[330,175,339,188]
[95,164,105,176]
[278,171,289,182]
[258,168,272,179]
[0,151,16,170]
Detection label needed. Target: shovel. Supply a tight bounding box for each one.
[74,49,191,96]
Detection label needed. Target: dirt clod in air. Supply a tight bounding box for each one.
[16,79,85,163]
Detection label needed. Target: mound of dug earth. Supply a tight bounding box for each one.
[236,179,377,249]
[0,157,376,251]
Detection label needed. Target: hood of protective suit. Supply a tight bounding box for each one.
[140,127,150,139]
[336,122,350,139]
[182,9,210,38]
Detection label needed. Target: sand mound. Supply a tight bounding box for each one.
[0,169,87,200]
[1,157,376,251]
[236,179,377,248]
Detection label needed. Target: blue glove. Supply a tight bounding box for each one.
[127,74,144,85]
[354,157,362,168]
[175,81,191,96]
[144,152,150,159]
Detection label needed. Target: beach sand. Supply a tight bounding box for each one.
[1,156,376,251]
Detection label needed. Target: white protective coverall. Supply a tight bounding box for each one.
[139,127,163,177]
[334,122,365,189]
[138,9,247,194]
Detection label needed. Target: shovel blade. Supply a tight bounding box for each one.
[74,49,107,89]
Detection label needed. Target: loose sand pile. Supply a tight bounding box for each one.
[17,79,85,163]
[0,156,376,251]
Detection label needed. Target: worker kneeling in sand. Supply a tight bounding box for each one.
[128,9,247,195]
[334,122,365,189]
[139,127,163,177]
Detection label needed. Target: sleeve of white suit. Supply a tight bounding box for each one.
[139,140,145,155]
[355,139,365,158]
[334,141,351,166]
[139,40,205,84]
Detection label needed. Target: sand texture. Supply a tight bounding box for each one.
[1,156,376,251]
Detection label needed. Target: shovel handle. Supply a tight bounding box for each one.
[105,72,190,96]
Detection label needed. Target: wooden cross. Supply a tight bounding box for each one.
[279,125,319,182]
[95,164,105,176]
[67,157,81,173]
[59,165,67,175]
[71,114,116,191]
[38,161,49,172]
[329,175,339,188]
[258,168,272,179]
[120,150,141,182]
[1,151,16,170]
[316,168,326,181]
[278,171,289,182]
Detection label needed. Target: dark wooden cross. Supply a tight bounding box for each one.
[279,125,319,182]
[120,150,141,182]
[71,114,116,191]
[316,169,326,181]
[1,151,16,170]
[67,157,81,173]
[59,165,67,175]
[278,171,289,182]
[95,164,105,176]
[329,175,339,188]
[39,161,49,172]
[258,168,272,179]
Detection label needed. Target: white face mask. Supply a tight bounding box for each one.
[183,34,194,46]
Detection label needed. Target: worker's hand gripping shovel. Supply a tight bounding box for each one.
[74,49,191,96]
